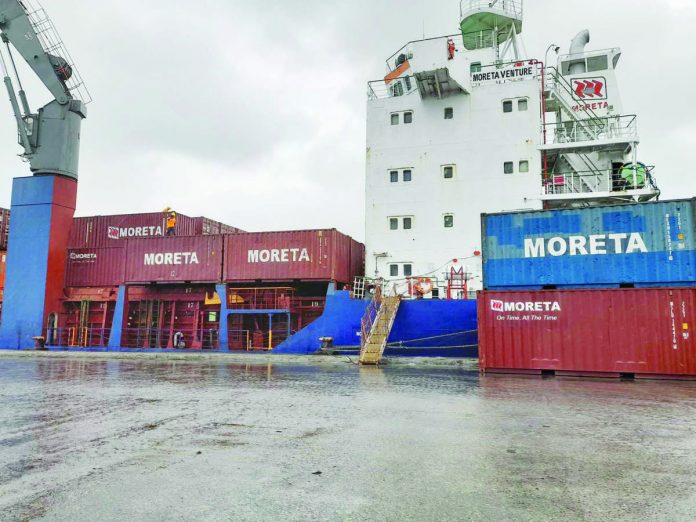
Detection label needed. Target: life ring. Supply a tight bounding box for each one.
[414,277,433,295]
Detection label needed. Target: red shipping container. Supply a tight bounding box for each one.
[478,288,696,379]
[0,250,6,290]
[125,235,223,283]
[224,230,362,283]
[349,239,365,283]
[193,217,244,235]
[69,212,201,249]
[65,247,126,287]
[0,208,9,251]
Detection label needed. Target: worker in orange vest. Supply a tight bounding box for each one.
[166,211,177,236]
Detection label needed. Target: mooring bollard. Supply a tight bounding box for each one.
[32,336,47,351]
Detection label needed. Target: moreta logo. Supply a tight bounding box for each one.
[69,252,97,261]
[491,300,562,312]
[572,77,607,100]
[108,225,164,239]
[491,300,505,312]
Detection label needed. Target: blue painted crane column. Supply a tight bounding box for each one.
[0,175,77,349]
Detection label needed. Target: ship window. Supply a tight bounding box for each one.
[470,62,482,73]
[404,111,413,124]
[403,264,413,277]
[391,113,399,125]
[504,162,514,174]
[403,169,412,182]
[518,98,528,111]
[390,264,399,277]
[519,160,529,173]
[403,217,412,230]
[390,170,399,183]
[444,214,454,228]
[586,55,608,72]
[444,107,454,119]
[389,218,398,230]
[443,165,455,179]
[392,82,404,97]
[503,100,513,113]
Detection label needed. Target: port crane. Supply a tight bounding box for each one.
[0,0,89,179]
[0,0,90,348]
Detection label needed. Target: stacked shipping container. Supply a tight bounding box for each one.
[125,236,224,284]
[68,212,244,249]
[481,199,696,289]
[224,230,364,283]
[0,208,363,350]
[479,199,696,379]
[58,214,364,351]
[65,228,363,286]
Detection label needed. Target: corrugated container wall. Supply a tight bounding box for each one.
[0,208,9,251]
[194,217,245,235]
[350,239,366,283]
[0,251,6,292]
[224,230,362,283]
[65,247,126,287]
[482,199,696,289]
[69,213,201,249]
[125,235,223,283]
[478,288,696,378]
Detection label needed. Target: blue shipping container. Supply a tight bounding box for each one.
[482,199,696,289]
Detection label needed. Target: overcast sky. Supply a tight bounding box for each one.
[0,0,693,241]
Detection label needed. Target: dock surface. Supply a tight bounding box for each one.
[0,353,694,521]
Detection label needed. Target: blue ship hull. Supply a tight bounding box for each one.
[274,290,478,358]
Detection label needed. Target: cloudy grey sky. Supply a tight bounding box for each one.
[0,0,693,241]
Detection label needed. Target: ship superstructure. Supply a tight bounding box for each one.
[364,0,658,295]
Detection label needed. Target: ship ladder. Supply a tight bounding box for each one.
[359,295,401,365]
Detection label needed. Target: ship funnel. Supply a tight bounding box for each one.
[569,30,590,74]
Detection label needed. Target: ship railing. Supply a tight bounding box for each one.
[43,326,111,348]
[121,327,219,350]
[227,329,251,351]
[367,75,419,100]
[543,66,608,141]
[360,285,382,350]
[543,166,658,195]
[227,287,295,310]
[542,115,638,146]
[460,0,523,21]
[369,57,540,100]
[351,276,368,299]
[288,297,325,312]
[384,33,463,73]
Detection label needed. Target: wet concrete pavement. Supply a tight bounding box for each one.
[0,353,695,521]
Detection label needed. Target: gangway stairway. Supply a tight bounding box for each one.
[359,292,401,365]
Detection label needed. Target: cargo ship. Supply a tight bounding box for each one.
[276,0,662,359]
